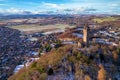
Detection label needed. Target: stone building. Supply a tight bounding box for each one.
[83,24,90,47]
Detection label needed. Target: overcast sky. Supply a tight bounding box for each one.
[0,0,120,14]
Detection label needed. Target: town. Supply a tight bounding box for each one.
[0,14,120,80]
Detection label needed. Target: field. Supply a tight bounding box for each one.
[9,24,75,32]
[0,19,27,22]
[93,16,120,23]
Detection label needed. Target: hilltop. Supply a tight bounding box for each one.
[9,43,120,80]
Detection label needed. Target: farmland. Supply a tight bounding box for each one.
[9,24,75,32]
[93,16,120,23]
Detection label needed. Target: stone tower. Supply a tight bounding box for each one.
[83,24,89,47]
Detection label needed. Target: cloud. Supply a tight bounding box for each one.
[0,1,119,15]
[7,8,24,14]
[111,3,119,7]
[41,2,64,9]
[0,7,46,15]
[30,3,98,14]
[84,8,97,11]
[0,2,98,15]
[65,8,97,13]
[0,8,32,15]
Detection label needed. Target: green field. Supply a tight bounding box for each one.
[9,24,75,32]
[93,16,120,23]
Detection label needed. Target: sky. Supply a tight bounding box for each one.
[0,0,120,15]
